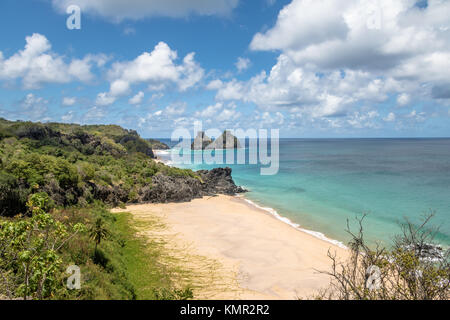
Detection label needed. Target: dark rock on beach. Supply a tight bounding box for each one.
[138,167,246,204]
[197,167,246,195]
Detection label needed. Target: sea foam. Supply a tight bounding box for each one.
[238,195,348,249]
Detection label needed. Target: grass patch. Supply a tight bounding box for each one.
[110,212,171,299]
[107,211,193,300]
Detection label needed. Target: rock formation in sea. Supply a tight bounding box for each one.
[206,130,241,150]
[191,130,241,150]
[191,131,213,150]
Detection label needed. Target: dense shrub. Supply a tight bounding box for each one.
[0,119,197,216]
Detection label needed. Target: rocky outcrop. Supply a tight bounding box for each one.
[147,139,170,150]
[137,167,246,203]
[206,130,241,149]
[191,131,213,150]
[191,130,241,150]
[196,167,246,195]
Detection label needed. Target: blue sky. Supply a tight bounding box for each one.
[0,0,449,138]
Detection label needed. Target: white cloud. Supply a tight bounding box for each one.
[164,102,186,116]
[397,93,411,106]
[95,92,116,106]
[206,79,224,90]
[177,52,205,91]
[213,55,393,117]
[62,97,76,106]
[97,42,204,105]
[0,33,98,89]
[346,110,380,129]
[235,57,251,72]
[249,0,450,96]
[251,0,349,52]
[51,0,239,21]
[194,102,241,122]
[129,91,144,105]
[110,79,130,96]
[256,111,285,126]
[384,112,396,122]
[202,0,450,131]
[215,79,245,100]
[195,102,223,118]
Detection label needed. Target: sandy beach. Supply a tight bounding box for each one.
[112,195,348,300]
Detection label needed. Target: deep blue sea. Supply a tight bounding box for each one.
[155,138,450,248]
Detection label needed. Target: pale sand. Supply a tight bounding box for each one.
[112,195,348,300]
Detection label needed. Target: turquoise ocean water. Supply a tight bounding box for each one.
[156,139,450,248]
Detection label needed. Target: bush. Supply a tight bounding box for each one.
[316,214,449,300]
[0,172,28,217]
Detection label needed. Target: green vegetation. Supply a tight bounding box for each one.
[109,212,193,300]
[146,139,170,150]
[0,118,198,216]
[0,118,196,300]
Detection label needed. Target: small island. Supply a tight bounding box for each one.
[191,130,241,150]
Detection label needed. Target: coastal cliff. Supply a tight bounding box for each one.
[0,119,245,216]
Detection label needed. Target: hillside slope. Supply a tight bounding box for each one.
[0,118,244,217]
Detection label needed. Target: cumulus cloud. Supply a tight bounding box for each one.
[397,93,411,106]
[194,102,241,122]
[51,0,239,21]
[206,79,224,90]
[0,34,100,89]
[251,0,350,52]
[97,42,204,105]
[62,97,76,106]
[384,112,396,122]
[129,91,144,105]
[164,102,186,116]
[95,92,116,106]
[250,0,450,82]
[251,0,450,74]
[235,57,251,72]
[213,54,399,117]
[203,0,450,131]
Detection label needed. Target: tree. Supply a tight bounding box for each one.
[89,218,109,253]
[0,193,85,299]
[316,214,449,300]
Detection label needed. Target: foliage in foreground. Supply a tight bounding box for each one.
[317,214,449,300]
[0,193,193,300]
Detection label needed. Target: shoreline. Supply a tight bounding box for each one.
[237,195,348,250]
[153,149,348,251]
[114,194,349,299]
